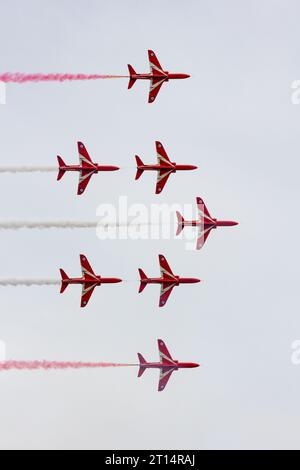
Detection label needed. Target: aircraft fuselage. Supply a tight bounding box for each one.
[64,277,122,286]
[59,165,119,173]
[182,219,238,228]
[143,276,200,286]
[131,73,190,81]
[137,164,197,172]
[143,362,199,370]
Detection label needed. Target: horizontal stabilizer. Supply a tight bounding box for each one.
[138,269,148,293]
[135,156,144,180]
[137,353,147,377]
[128,65,137,89]
[57,156,66,181]
[60,269,69,293]
[176,212,185,236]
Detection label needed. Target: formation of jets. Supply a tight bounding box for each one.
[128,50,190,103]
[1,51,238,391]
[138,339,199,392]
[59,254,200,309]
[57,140,197,195]
[53,51,237,392]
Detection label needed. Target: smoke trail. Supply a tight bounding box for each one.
[0,221,159,230]
[0,279,60,287]
[0,361,137,371]
[0,221,98,230]
[0,167,56,173]
[0,73,129,83]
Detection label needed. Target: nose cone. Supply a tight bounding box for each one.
[180,361,200,368]
[192,278,201,284]
[225,221,239,227]
[217,220,239,227]
[189,165,198,171]
[190,363,200,368]
[113,278,123,284]
[173,73,190,79]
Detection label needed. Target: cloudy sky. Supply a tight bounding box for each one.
[0,0,299,450]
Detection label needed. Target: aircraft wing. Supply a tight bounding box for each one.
[196,226,213,251]
[197,197,215,224]
[158,339,176,365]
[81,283,98,308]
[159,255,176,280]
[80,254,97,280]
[148,78,166,103]
[148,50,166,76]
[156,141,172,166]
[77,170,94,195]
[148,51,168,103]
[158,367,176,392]
[78,142,95,168]
[156,169,173,194]
[159,282,176,307]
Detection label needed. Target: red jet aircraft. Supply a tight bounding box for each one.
[128,50,190,103]
[177,197,238,250]
[135,141,197,194]
[138,339,200,392]
[60,254,122,307]
[57,142,119,195]
[139,255,201,308]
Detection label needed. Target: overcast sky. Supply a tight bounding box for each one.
[0,0,299,450]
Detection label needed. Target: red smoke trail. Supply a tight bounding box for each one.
[0,73,129,83]
[0,361,137,371]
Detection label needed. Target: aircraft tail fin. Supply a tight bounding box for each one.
[138,269,148,293]
[128,65,137,89]
[60,269,70,293]
[176,211,185,236]
[57,156,67,181]
[137,353,148,377]
[135,155,144,180]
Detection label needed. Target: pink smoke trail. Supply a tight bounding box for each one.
[0,73,129,83]
[0,361,137,371]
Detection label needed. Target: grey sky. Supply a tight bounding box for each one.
[0,0,299,450]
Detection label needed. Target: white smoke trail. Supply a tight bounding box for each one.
[0,279,60,286]
[0,167,57,173]
[0,221,98,230]
[0,221,161,230]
